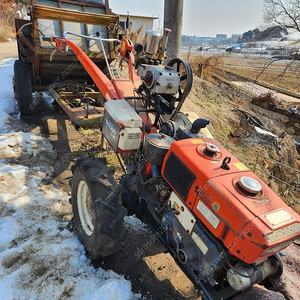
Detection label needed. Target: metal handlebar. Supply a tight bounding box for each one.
[42,31,120,79]
[63,31,121,44]
[42,32,121,44]
[63,31,120,79]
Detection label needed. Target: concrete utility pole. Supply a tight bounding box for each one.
[164,0,184,59]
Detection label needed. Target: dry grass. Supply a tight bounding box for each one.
[0,20,15,42]
[223,54,300,72]
[225,66,300,94]
[0,0,17,42]
[186,53,300,95]
[222,54,300,95]
[253,92,279,105]
[187,55,225,81]
[127,26,144,45]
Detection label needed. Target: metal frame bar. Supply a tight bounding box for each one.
[32,4,118,26]
[30,0,106,9]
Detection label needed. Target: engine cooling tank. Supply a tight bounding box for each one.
[144,30,161,54]
[145,133,175,166]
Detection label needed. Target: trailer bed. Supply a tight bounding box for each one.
[15,0,119,126]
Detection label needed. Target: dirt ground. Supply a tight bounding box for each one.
[0,40,18,60]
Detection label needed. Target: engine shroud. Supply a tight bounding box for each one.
[161,137,300,264]
[137,64,180,95]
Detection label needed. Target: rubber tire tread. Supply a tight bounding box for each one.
[71,158,127,259]
[14,60,33,115]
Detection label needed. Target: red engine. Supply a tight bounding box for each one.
[162,137,300,264]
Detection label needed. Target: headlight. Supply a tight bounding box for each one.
[267,222,300,244]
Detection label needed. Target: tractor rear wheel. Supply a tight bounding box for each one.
[13,60,33,115]
[70,158,127,259]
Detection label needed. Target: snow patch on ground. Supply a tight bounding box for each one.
[254,126,277,137]
[124,215,150,235]
[0,132,51,159]
[0,133,135,299]
[0,59,136,299]
[42,92,55,108]
[0,59,16,132]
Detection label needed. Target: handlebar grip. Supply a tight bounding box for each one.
[42,36,57,42]
[42,36,52,42]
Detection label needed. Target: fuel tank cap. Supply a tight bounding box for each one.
[205,142,220,154]
[239,176,262,194]
[197,141,222,160]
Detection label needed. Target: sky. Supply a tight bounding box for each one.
[109,0,265,37]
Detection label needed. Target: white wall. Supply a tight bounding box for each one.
[119,16,154,37]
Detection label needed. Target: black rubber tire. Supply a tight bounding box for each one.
[14,60,33,115]
[70,158,127,259]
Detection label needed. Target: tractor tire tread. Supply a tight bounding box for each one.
[71,158,127,259]
[14,60,33,115]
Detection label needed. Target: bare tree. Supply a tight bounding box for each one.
[263,0,300,34]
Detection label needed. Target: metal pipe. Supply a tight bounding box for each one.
[63,31,120,43]
[161,28,171,52]
[97,33,114,79]
[16,22,33,36]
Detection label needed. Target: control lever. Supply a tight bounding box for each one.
[190,118,210,134]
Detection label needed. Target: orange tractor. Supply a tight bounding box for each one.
[40,26,299,299]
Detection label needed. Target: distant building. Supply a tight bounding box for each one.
[231,34,241,41]
[118,14,158,37]
[216,34,227,40]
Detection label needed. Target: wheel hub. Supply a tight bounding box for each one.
[77,180,94,236]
